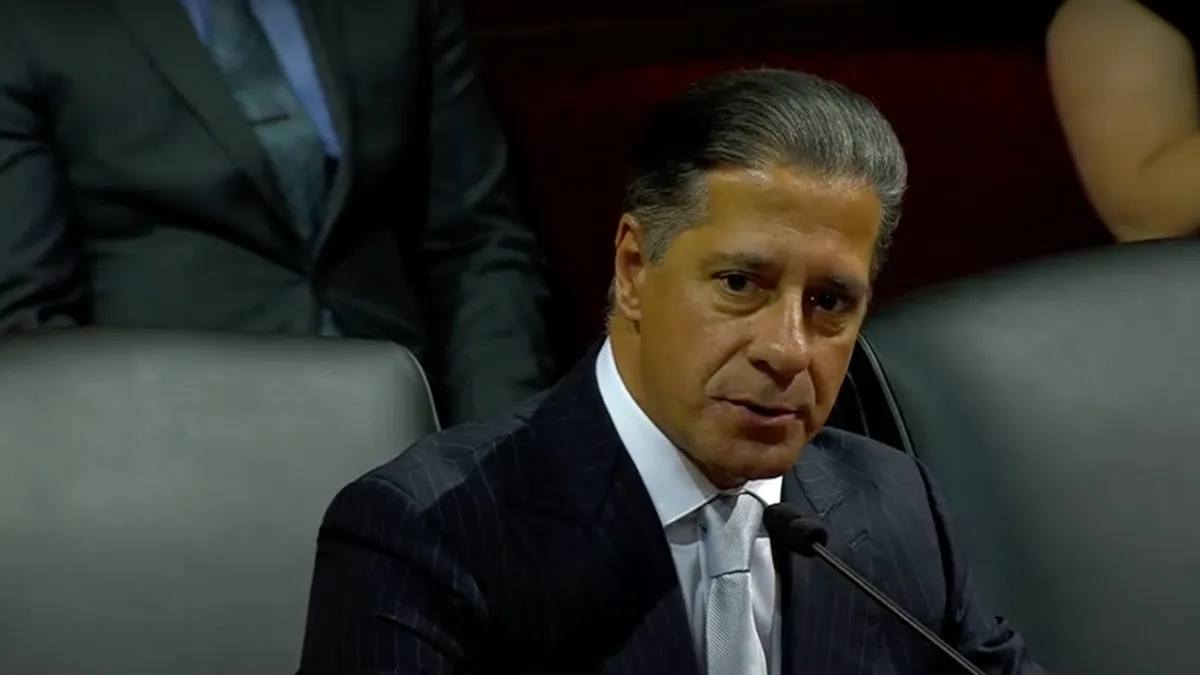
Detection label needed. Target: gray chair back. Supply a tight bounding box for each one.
[0,329,440,675]
[857,240,1200,675]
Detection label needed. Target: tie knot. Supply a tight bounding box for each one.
[701,493,764,577]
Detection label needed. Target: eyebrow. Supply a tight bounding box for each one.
[824,274,870,300]
[702,252,775,274]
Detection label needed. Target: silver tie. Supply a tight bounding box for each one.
[702,493,769,675]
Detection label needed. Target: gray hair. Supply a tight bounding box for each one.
[619,68,907,288]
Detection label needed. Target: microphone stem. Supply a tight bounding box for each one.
[811,544,989,675]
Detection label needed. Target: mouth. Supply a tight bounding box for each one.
[723,399,800,420]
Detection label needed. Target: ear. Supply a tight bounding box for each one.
[613,213,648,323]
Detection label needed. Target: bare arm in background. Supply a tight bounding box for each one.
[1048,0,1200,242]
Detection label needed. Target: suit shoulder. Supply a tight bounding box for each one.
[360,414,533,511]
[810,428,950,559]
[813,426,913,465]
[810,427,930,494]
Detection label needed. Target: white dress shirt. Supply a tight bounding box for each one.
[595,339,782,674]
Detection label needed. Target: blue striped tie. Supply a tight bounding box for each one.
[207,0,328,244]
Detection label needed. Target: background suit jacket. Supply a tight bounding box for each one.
[298,353,1045,675]
[0,0,552,423]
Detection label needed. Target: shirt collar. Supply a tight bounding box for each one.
[595,339,782,527]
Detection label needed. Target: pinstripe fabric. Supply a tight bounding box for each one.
[298,351,1044,675]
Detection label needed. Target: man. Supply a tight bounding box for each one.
[298,70,1044,674]
[0,0,552,424]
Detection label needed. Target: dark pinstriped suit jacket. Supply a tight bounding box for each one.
[299,354,1044,675]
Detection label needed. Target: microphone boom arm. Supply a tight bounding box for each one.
[808,543,988,675]
[764,503,988,675]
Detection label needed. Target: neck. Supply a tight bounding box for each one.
[608,316,644,404]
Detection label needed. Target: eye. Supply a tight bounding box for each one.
[811,290,851,314]
[717,273,756,295]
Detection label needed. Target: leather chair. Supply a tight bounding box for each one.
[0,329,440,675]
[855,240,1200,675]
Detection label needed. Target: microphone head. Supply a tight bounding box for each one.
[763,503,804,540]
[763,503,829,557]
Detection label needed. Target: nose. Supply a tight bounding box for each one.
[745,293,812,385]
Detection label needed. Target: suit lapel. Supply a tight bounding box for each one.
[518,352,700,675]
[294,0,354,250]
[108,0,294,226]
[780,441,881,675]
[595,453,699,675]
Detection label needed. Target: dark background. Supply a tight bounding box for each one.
[465,0,1101,368]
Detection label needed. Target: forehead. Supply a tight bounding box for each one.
[678,166,882,281]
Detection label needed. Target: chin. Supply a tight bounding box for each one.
[707,464,788,489]
[751,457,798,480]
[720,441,803,483]
[691,423,805,485]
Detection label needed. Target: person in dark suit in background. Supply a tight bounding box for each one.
[1049,0,1200,243]
[0,0,552,424]
[298,69,1045,675]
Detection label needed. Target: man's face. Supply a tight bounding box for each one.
[613,165,882,488]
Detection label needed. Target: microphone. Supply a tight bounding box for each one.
[763,503,988,675]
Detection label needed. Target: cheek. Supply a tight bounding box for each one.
[640,278,752,397]
[642,282,712,353]
[645,322,745,404]
[660,324,733,383]
[811,340,857,401]
[696,321,763,392]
